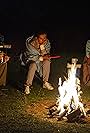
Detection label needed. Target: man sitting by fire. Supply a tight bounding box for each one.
[0,51,10,87]
[20,31,54,94]
[83,40,90,85]
[0,33,11,87]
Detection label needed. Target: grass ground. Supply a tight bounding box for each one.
[0,53,90,133]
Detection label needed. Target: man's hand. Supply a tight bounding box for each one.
[4,55,10,62]
[39,56,43,61]
[39,55,50,61]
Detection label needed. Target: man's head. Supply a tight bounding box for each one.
[37,32,47,45]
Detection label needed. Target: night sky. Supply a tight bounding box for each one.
[0,1,90,54]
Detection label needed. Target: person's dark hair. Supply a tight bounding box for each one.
[35,31,47,38]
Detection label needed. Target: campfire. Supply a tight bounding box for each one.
[47,58,87,122]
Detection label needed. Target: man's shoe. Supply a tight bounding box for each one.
[43,82,54,90]
[24,85,30,94]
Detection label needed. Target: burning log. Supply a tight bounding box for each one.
[57,110,68,121]
[66,108,83,122]
[47,103,60,118]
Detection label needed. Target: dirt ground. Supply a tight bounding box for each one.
[0,85,90,133]
[24,99,90,124]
